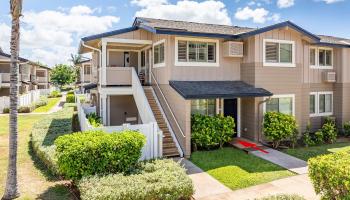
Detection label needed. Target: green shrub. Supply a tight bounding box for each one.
[86,112,102,127]
[191,114,235,150]
[314,130,324,145]
[48,90,62,98]
[2,107,9,113]
[55,130,146,179]
[308,151,350,199]
[303,123,315,147]
[66,94,75,103]
[30,107,74,174]
[321,119,337,144]
[34,97,48,108]
[263,112,297,149]
[78,159,194,200]
[67,90,74,95]
[18,105,33,113]
[344,122,350,137]
[256,194,306,200]
[290,128,299,149]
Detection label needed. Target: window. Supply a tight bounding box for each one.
[263,39,295,67]
[84,65,91,75]
[265,95,294,115]
[175,37,219,67]
[153,40,165,67]
[141,51,145,67]
[309,94,316,115]
[310,47,333,69]
[191,99,216,116]
[309,92,333,117]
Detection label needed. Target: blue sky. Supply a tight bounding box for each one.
[0,0,349,66]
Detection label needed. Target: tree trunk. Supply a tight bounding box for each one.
[2,0,22,199]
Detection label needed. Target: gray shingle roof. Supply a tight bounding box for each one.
[136,17,256,36]
[318,35,350,46]
[169,81,273,99]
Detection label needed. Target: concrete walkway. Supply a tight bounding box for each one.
[250,148,308,174]
[175,158,232,199]
[200,174,319,200]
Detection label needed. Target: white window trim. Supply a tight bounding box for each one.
[153,39,166,68]
[310,91,333,117]
[309,92,318,117]
[263,94,296,116]
[175,37,220,67]
[263,39,296,68]
[309,47,333,69]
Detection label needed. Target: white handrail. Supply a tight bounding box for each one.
[151,72,186,138]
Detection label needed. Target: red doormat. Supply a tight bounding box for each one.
[237,140,269,154]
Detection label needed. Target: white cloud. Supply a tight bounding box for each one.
[134,0,232,25]
[131,0,168,7]
[277,0,294,8]
[319,0,344,3]
[235,6,277,24]
[0,5,120,66]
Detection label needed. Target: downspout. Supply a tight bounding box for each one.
[257,97,271,143]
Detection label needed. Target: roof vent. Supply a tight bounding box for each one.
[223,41,243,57]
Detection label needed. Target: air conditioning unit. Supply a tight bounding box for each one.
[223,41,243,57]
[323,71,336,83]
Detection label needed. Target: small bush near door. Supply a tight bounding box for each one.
[343,121,350,137]
[55,130,146,180]
[308,151,350,199]
[66,94,75,103]
[263,112,297,149]
[191,114,235,150]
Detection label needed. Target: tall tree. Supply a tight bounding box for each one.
[50,64,76,88]
[70,54,82,82]
[2,0,22,199]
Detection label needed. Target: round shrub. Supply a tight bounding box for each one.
[263,112,297,149]
[66,94,75,103]
[308,151,350,199]
[55,130,146,179]
[2,107,9,113]
[321,121,337,144]
[48,90,62,98]
[344,122,350,137]
[78,159,194,200]
[191,114,235,150]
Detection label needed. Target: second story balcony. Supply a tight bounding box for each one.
[0,73,10,87]
[21,74,30,82]
[106,67,132,86]
[37,76,48,83]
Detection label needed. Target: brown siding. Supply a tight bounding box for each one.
[0,88,9,97]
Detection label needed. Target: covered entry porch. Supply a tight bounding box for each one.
[169,81,273,140]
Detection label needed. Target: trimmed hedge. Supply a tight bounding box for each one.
[78,159,194,200]
[308,151,350,199]
[263,112,297,149]
[66,94,75,103]
[55,130,146,179]
[344,121,350,137]
[257,194,306,200]
[30,107,74,174]
[48,90,62,98]
[191,114,235,150]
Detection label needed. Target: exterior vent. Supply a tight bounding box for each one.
[323,71,336,83]
[223,41,243,57]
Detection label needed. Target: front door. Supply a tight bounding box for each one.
[124,52,130,67]
[224,98,238,136]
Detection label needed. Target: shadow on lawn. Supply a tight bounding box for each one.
[190,147,287,174]
[37,184,78,200]
[42,117,73,147]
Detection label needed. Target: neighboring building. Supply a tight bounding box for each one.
[0,50,51,96]
[76,59,97,93]
[78,17,350,157]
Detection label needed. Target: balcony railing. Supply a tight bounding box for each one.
[21,74,30,82]
[106,67,132,86]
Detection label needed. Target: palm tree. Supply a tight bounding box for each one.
[2,0,22,199]
[70,53,82,83]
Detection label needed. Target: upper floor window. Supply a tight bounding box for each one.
[175,37,219,67]
[310,47,333,69]
[153,40,165,68]
[265,94,295,116]
[263,39,295,67]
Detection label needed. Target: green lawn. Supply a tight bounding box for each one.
[283,142,350,161]
[0,114,74,199]
[33,97,61,113]
[190,148,294,190]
